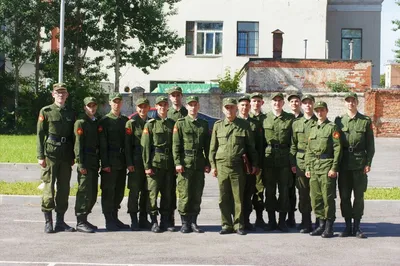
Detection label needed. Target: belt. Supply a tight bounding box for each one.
[48,134,71,143]
[313,154,333,159]
[84,147,99,154]
[108,146,124,153]
[269,143,289,149]
[297,149,305,153]
[154,147,170,154]
[343,146,363,153]
[184,149,198,155]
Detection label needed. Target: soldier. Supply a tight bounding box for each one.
[74,97,100,233]
[99,92,130,231]
[141,96,176,233]
[289,94,317,233]
[335,92,375,238]
[305,101,341,238]
[262,92,294,232]
[237,94,263,231]
[125,98,152,231]
[249,92,267,228]
[167,86,188,227]
[37,83,75,233]
[209,98,259,235]
[172,95,211,233]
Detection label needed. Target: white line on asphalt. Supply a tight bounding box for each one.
[0,262,252,266]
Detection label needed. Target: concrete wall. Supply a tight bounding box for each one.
[385,64,400,88]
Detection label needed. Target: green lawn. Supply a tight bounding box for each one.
[0,135,36,163]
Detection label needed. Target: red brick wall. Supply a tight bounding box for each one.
[365,90,400,137]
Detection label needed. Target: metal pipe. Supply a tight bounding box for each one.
[349,39,354,60]
[325,40,329,59]
[304,39,307,59]
[58,0,65,83]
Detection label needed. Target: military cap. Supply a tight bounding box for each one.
[250,92,263,99]
[135,97,150,106]
[271,92,284,100]
[301,94,315,103]
[186,95,199,103]
[238,94,251,102]
[109,92,122,101]
[53,82,67,91]
[344,92,358,100]
[167,86,183,94]
[155,96,168,104]
[314,101,328,110]
[287,93,301,101]
[84,97,97,106]
[223,97,237,106]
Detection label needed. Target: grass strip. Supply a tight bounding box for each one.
[0,135,37,163]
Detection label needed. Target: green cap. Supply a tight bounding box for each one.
[250,92,263,100]
[271,92,284,100]
[84,97,97,106]
[301,94,315,103]
[186,95,199,103]
[155,96,168,104]
[135,97,150,106]
[344,92,358,100]
[53,82,67,91]
[223,97,237,106]
[238,94,251,102]
[167,86,183,94]
[314,101,328,110]
[287,93,301,101]
[109,92,122,101]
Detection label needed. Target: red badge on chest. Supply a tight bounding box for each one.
[126,128,132,135]
[77,128,84,136]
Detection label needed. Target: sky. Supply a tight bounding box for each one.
[381,0,399,72]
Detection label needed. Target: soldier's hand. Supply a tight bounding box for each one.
[176,165,184,173]
[251,167,259,175]
[102,167,111,173]
[364,166,371,174]
[204,166,211,173]
[328,170,337,178]
[211,168,217,177]
[127,166,135,172]
[38,159,46,168]
[305,171,311,178]
[291,166,297,174]
[145,169,154,176]
[80,168,87,175]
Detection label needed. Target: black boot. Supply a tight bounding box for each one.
[321,219,334,238]
[85,219,98,230]
[255,210,266,228]
[130,213,139,231]
[264,211,278,231]
[44,211,55,234]
[138,212,152,229]
[54,213,76,232]
[299,213,312,234]
[150,214,161,233]
[278,212,289,232]
[354,219,367,239]
[314,217,320,230]
[165,215,176,232]
[104,212,119,231]
[310,218,325,236]
[112,211,130,229]
[180,215,191,233]
[244,213,256,231]
[170,211,175,227]
[76,215,94,233]
[286,211,296,228]
[191,215,204,233]
[339,218,352,237]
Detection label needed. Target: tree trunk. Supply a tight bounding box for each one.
[14,67,20,128]
[35,23,41,94]
[114,22,122,92]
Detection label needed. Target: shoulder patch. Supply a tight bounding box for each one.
[77,128,84,136]
[333,131,340,139]
[38,115,44,122]
[98,126,103,133]
[126,127,132,135]
[173,125,179,133]
[143,127,149,135]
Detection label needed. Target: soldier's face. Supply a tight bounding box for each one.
[169,92,182,105]
[84,103,97,117]
[223,105,237,120]
[289,97,301,112]
[315,107,328,121]
[271,97,284,111]
[345,97,358,111]
[302,99,314,114]
[156,101,169,116]
[136,103,150,118]
[238,101,250,116]
[250,97,264,111]
[110,98,123,113]
[52,89,68,105]
[186,101,200,116]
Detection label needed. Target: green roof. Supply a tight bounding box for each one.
[152,83,218,93]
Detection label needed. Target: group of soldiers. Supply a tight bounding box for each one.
[37,82,375,238]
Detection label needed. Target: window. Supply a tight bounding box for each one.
[185,21,223,56]
[341,29,362,60]
[237,22,259,56]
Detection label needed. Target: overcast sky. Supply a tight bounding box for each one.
[381,0,399,72]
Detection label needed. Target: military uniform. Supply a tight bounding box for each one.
[262,93,294,232]
[209,98,259,234]
[172,96,210,233]
[141,96,176,233]
[99,93,129,231]
[74,97,100,233]
[37,83,75,233]
[290,95,317,233]
[335,92,375,238]
[125,98,151,230]
[305,101,341,238]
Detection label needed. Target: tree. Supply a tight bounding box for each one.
[393,1,400,61]
[94,0,184,91]
[218,68,246,93]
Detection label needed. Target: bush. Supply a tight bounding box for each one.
[326,80,351,92]
[218,68,245,93]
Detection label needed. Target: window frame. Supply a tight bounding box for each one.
[236,21,259,56]
[185,21,223,57]
[341,28,362,60]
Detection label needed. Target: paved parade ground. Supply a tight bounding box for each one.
[0,138,400,266]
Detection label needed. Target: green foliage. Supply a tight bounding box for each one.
[365,187,400,200]
[218,68,245,93]
[326,80,351,92]
[380,74,386,87]
[393,1,400,62]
